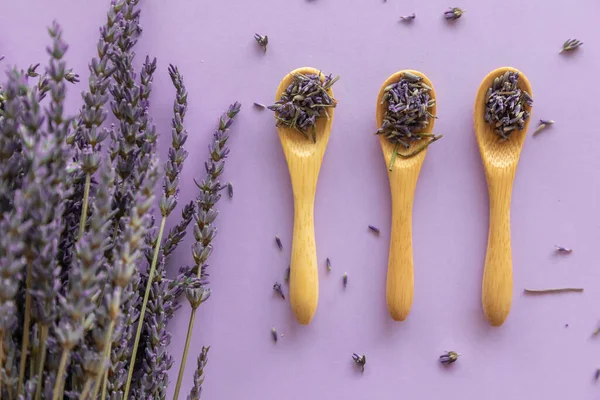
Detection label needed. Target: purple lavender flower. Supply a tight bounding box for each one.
[172,102,241,399]
[399,13,416,21]
[444,7,465,20]
[187,347,209,400]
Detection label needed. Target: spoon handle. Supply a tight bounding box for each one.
[386,170,419,321]
[290,193,319,325]
[482,177,514,326]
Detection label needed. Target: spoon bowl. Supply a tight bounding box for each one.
[376,70,437,321]
[474,66,533,326]
[276,67,334,324]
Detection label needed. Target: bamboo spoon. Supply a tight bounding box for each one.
[474,67,533,326]
[275,67,335,325]
[376,70,437,321]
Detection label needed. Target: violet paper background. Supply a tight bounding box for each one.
[2,0,600,398]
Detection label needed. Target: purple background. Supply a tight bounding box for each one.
[2,0,600,398]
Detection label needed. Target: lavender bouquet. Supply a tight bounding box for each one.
[0,1,240,399]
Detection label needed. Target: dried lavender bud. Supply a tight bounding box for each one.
[560,38,583,53]
[352,353,366,372]
[326,257,332,272]
[439,351,460,364]
[368,225,380,234]
[484,71,532,141]
[186,285,211,309]
[285,266,290,283]
[253,102,266,109]
[27,63,41,77]
[275,235,283,250]
[555,245,572,254]
[343,272,348,288]
[273,282,285,299]
[159,64,190,218]
[227,182,233,198]
[187,346,209,400]
[377,72,441,165]
[271,327,278,343]
[532,119,555,136]
[254,33,268,53]
[595,368,600,381]
[399,13,416,21]
[444,7,465,20]
[268,72,339,142]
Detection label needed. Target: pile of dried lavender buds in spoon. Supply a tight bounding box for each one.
[268,72,339,142]
[376,72,441,163]
[484,70,533,141]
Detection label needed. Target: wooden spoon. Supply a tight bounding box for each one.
[275,67,335,325]
[376,70,437,321]
[474,67,533,326]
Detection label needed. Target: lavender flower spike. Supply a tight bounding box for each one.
[444,7,465,20]
[187,347,210,400]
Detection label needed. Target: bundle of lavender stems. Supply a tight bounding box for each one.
[0,1,240,399]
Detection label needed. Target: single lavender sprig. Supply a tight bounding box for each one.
[172,102,241,400]
[560,38,583,53]
[124,63,189,400]
[187,346,209,400]
[444,7,465,20]
[22,21,75,400]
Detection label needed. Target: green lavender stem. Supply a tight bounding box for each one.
[34,326,49,400]
[79,380,92,400]
[17,264,32,395]
[123,216,167,399]
[51,349,70,400]
[172,307,197,400]
[77,173,92,240]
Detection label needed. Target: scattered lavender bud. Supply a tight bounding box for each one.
[254,33,268,53]
[352,353,366,373]
[592,324,600,337]
[326,257,332,272]
[595,368,600,381]
[399,13,416,21]
[271,327,278,343]
[439,351,460,364]
[343,272,348,288]
[284,266,290,283]
[484,71,532,141]
[555,245,573,254]
[368,225,380,235]
[533,119,555,136]
[227,182,233,198]
[253,102,266,109]
[377,72,441,167]
[444,7,465,20]
[275,235,283,250]
[273,282,285,299]
[269,72,339,142]
[560,38,583,53]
